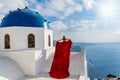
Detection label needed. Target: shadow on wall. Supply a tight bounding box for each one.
[36,49,47,74]
[0,57,25,80]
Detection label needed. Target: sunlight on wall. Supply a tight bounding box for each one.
[0,76,9,80]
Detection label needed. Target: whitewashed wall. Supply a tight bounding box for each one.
[0,47,88,78]
[44,29,53,49]
[69,48,88,77]
[0,50,36,75]
[0,57,25,80]
[0,47,55,76]
[0,27,53,51]
[35,47,55,75]
[39,47,55,73]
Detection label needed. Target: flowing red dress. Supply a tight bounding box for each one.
[49,40,72,79]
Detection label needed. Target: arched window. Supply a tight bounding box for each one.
[5,34,10,49]
[28,34,35,48]
[48,35,51,47]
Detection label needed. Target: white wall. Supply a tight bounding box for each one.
[40,47,55,73]
[0,27,53,51]
[0,57,25,80]
[69,48,87,76]
[35,49,46,75]
[0,47,55,76]
[0,47,88,78]
[0,50,36,75]
[79,76,90,80]
[44,29,53,49]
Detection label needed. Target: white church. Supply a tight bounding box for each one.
[0,7,90,80]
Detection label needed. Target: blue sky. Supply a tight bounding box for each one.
[0,0,120,42]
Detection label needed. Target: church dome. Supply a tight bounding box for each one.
[0,7,49,28]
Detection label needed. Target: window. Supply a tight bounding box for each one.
[28,34,35,48]
[48,35,51,47]
[5,34,10,49]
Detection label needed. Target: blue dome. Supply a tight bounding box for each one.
[0,7,49,28]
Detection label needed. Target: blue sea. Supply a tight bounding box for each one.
[72,43,120,80]
[54,41,120,80]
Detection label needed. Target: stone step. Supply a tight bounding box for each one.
[20,73,79,80]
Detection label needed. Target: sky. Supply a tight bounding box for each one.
[0,0,120,43]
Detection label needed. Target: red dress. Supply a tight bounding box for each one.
[49,40,72,79]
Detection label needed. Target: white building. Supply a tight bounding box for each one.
[0,7,90,80]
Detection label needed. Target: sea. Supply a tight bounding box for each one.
[54,41,120,80]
